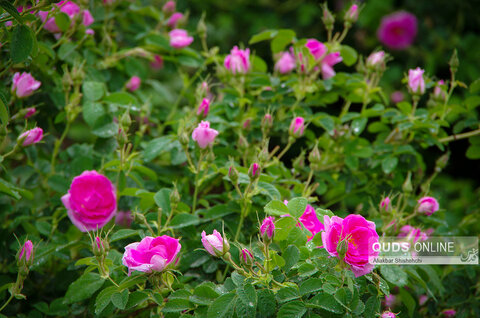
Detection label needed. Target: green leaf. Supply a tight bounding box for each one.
[190,283,219,305]
[92,115,118,138]
[103,92,139,106]
[334,288,352,310]
[351,117,367,135]
[282,245,300,272]
[111,289,129,310]
[274,217,296,241]
[154,188,171,214]
[0,96,8,126]
[299,278,323,296]
[309,293,344,314]
[276,287,300,303]
[83,82,106,102]
[277,301,306,318]
[264,200,288,216]
[399,288,416,317]
[143,136,175,162]
[11,24,34,63]
[340,45,357,66]
[271,29,296,53]
[162,298,192,313]
[64,272,105,304]
[287,197,307,218]
[110,229,140,242]
[0,0,23,24]
[469,78,480,93]
[54,12,70,33]
[237,283,257,312]
[466,145,480,159]
[169,213,200,229]
[380,266,408,287]
[207,292,236,318]
[83,102,105,127]
[258,182,281,200]
[364,296,380,317]
[0,178,21,200]
[257,289,276,318]
[249,30,278,44]
[252,55,267,73]
[381,156,398,174]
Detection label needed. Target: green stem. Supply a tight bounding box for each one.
[192,152,204,213]
[277,140,293,161]
[302,169,314,196]
[265,242,270,273]
[234,203,250,241]
[339,101,352,119]
[0,294,14,312]
[50,120,72,174]
[439,127,480,143]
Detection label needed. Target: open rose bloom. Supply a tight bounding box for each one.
[305,39,342,79]
[322,214,379,277]
[377,11,417,50]
[12,72,41,98]
[122,236,181,275]
[62,170,117,232]
[224,46,251,74]
[169,29,193,49]
[192,121,219,148]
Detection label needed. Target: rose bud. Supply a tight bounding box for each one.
[11,72,41,98]
[417,196,439,216]
[197,98,210,117]
[274,51,296,74]
[260,217,275,242]
[381,312,397,318]
[18,127,43,146]
[248,163,259,180]
[126,76,141,92]
[366,51,386,71]
[289,117,305,138]
[228,164,239,185]
[344,4,359,24]
[201,230,230,257]
[240,248,254,267]
[380,197,391,211]
[25,107,36,118]
[408,67,425,95]
[18,240,34,264]
[162,1,175,14]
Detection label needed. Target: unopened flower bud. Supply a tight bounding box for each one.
[179,131,189,146]
[262,113,273,129]
[417,196,439,216]
[380,197,390,211]
[228,164,239,185]
[248,163,260,180]
[238,135,249,151]
[344,4,359,24]
[120,110,132,129]
[322,4,335,31]
[449,50,459,73]
[197,98,210,117]
[243,118,252,130]
[336,238,348,259]
[162,1,175,14]
[258,146,269,164]
[18,240,34,267]
[308,144,321,165]
[170,186,181,206]
[402,172,413,193]
[201,230,230,257]
[240,248,254,268]
[197,13,207,38]
[289,117,305,138]
[93,236,107,256]
[433,80,447,102]
[435,152,449,170]
[260,217,275,243]
[366,51,386,71]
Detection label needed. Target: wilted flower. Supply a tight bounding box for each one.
[12,72,41,98]
[18,128,43,146]
[169,29,193,49]
[192,121,219,148]
[224,46,251,74]
[201,230,230,257]
[377,11,418,50]
[417,196,439,216]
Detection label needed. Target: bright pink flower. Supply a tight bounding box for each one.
[224,46,251,74]
[201,230,229,257]
[151,55,164,70]
[417,196,439,215]
[289,117,305,137]
[167,12,183,28]
[441,309,456,318]
[122,235,181,276]
[169,29,193,49]
[305,39,327,60]
[408,67,425,95]
[82,10,94,27]
[162,1,176,13]
[126,76,141,92]
[12,72,41,98]
[380,197,390,211]
[192,121,218,148]
[18,128,43,146]
[381,312,396,318]
[384,294,396,307]
[377,11,417,50]
[321,52,343,79]
[38,1,81,33]
[299,205,324,240]
[115,211,133,227]
[248,163,259,178]
[260,217,275,241]
[86,28,94,35]
[61,170,117,232]
[19,240,33,262]
[419,295,428,306]
[25,107,36,118]
[367,51,386,69]
[398,225,432,243]
[197,98,210,117]
[241,248,254,266]
[390,91,404,104]
[322,214,379,277]
[274,51,296,74]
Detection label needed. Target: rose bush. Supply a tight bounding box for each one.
[0,0,479,317]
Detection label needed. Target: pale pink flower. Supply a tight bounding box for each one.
[408,67,425,95]
[201,230,229,257]
[366,51,386,69]
[11,72,41,98]
[82,10,94,27]
[169,29,193,49]
[417,196,439,216]
[274,51,296,74]
[122,236,181,275]
[224,46,250,74]
[390,91,404,104]
[381,312,396,318]
[305,39,342,79]
[419,295,428,306]
[377,11,418,50]
[18,128,43,146]
[167,12,183,28]
[191,121,218,148]
[162,1,176,13]
[38,1,81,33]
[384,294,396,307]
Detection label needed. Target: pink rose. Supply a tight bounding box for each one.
[366,51,386,69]
[321,52,343,79]
[167,12,183,28]
[201,230,229,257]
[408,67,425,95]
[5,6,25,27]
[260,217,275,241]
[377,11,418,50]
[305,39,327,60]
[169,29,193,49]
[398,225,433,243]
[82,10,94,27]
[417,196,439,215]
[162,1,176,13]
[305,39,342,79]
[274,51,296,74]
[12,72,41,98]
[289,117,305,137]
[151,55,164,70]
[390,91,404,104]
[248,163,259,178]
[126,76,141,91]
[433,80,446,101]
[224,46,251,74]
[262,114,273,128]
[298,205,324,240]
[19,240,33,262]
[18,127,43,146]
[241,248,254,267]
[197,98,210,117]
[86,28,95,35]
[322,214,379,277]
[381,312,396,318]
[122,235,181,276]
[419,295,428,306]
[191,121,219,148]
[25,107,37,118]
[61,170,117,232]
[38,1,81,33]
[441,310,456,318]
[380,197,390,211]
